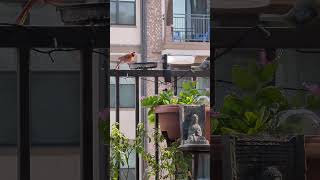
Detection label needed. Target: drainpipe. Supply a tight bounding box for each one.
[140,0,148,179]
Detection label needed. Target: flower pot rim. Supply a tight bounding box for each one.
[155,104,211,113]
[155,104,180,113]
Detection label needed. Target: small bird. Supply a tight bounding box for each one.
[115,52,136,70]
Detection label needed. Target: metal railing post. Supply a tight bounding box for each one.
[17,48,31,180]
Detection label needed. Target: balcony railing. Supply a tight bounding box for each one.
[173,14,210,42]
[109,68,210,180]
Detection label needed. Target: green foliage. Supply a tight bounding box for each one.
[141,81,207,123]
[142,131,192,179]
[232,61,278,92]
[107,123,191,180]
[110,123,144,180]
[212,60,320,136]
[212,61,287,136]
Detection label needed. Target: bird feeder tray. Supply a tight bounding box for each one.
[57,2,109,25]
[129,62,158,70]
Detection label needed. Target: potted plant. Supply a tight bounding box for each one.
[141,81,210,142]
[210,59,320,179]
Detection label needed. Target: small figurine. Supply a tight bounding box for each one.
[185,114,209,144]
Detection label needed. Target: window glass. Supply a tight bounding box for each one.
[119,2,135,25]
[0,72,80,145]
[111,0,136,25]
[31,72,80,145]
[111,2,117,24]
[0,72,17,145]
[110,84,136,108]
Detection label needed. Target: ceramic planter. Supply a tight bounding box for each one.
[155,105,211,142]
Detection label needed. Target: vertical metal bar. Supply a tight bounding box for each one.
[154,77,159,180]
[104,48,110,180]
[193,153,199,179]
[17,48,30,180]
[211,47,216,109]
[210,8,215,178]
[115,73,120,125]
[115,72,120,180]
[135,76,140,179]
[80,48,94,180]
[174,76,178,95]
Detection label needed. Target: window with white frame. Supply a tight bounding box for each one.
[111,0,136,25]
[110,62,136,108]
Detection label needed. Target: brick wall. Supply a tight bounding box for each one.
[146,0,163,62]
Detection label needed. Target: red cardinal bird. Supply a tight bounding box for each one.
[115,52,136,70]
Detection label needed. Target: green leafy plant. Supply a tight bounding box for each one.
[141,81,207,123]
[105,122,191,180]
[109,123,144,180]
[141,131,192,180]
[212,61,289,135]
[212,60,320,136]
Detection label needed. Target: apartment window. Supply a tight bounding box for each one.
[110,77,136,108]
[111,0,136,25]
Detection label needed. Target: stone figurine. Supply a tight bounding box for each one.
[185,114,209,145]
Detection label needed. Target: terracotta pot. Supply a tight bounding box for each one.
[155,105,180,141]
[155,105,211,141]
[205,107,211,141]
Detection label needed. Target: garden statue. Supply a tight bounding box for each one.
[185,114,209,144]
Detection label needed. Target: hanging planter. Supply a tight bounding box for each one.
[57,2,109,25]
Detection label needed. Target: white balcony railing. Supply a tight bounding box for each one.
[173,14,210,42]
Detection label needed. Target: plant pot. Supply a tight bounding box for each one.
[155,105,211,142]
[155,105,181,141]
[211,135,320,180]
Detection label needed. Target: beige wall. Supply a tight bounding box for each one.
[110,0,141,46]
[0,147,80,180]
[110,109,137,139]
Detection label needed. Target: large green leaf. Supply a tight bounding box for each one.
[232,65,258,91]
[256,86,286,106]
[211,119,219,133]
[259,62,278,82]
[221,95,244,115]
[244,112,258,127]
